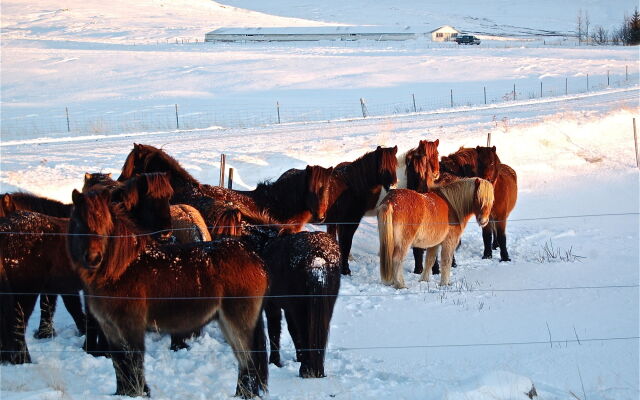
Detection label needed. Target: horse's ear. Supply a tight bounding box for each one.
[84,172,91,181]
[393,145,398,154]
[71,189,83,206]
[1,194,14,213]
[434,139,439,147]
[106,173,112,179]
[492,146,496,152]
[327,166,334,174]
[305,165,312,173]
[133,143,139,149]
[476,145,481,150]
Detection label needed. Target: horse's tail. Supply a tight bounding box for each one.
[377,202,395,284]
[303,261,341,378]
[251,308,268,393]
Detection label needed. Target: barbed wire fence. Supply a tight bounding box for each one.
[2,71,638,142]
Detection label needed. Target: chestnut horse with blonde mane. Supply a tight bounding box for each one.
[67,179,268,398]
[378,178,494,288]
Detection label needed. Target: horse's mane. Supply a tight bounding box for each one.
[435,178,494,225]
[77,189,150,285]
[405,140,439,192]
[116,173,174,210]
[119,144,201,187]
[336,147,397,191]
[1,192,72,218]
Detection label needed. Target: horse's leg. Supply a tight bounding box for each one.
[439,235,458,286]
[326,224,338,241]
[60,292,86,336]
[83,305,110,358]
[491,222,499,250]
[482,224,493,259]
[34,294,57,339]
[284,307,304,362]
[5,294,37,364]
[391,242,411,289]
[337,222,359,275]
[264,301,283,367]
[412,247,425,274]
[219,298,267,398]
[420,246,439,282]
[103,321,149,397]
[495,219,511,262]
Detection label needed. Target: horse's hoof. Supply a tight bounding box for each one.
[482,254,492,259]
[299,364,325,378]
[170,341,190,351]
[341,267,351,276]
[269,355,283,368]
[413,267,423,274]
[34,328,56,339]
[1,351,31,365]
[500,257,511,262]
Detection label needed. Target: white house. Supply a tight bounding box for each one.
[430,25,460,42]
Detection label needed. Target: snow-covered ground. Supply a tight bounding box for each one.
[1,1,639,399]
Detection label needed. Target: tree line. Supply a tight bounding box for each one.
[576,8,640,45]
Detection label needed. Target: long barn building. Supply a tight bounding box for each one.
[205,26,460,42]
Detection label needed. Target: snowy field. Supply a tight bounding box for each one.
[1,1,639,399]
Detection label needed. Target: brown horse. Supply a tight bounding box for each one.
[403,139,440,193]
[323,145,398,275]
[0,192,86,340]
[213,208,341,379]
[378,178,494,288]
[484,164,518,261]
[0,209,80,364]
[67,184,268,398]
[117,143,333,234]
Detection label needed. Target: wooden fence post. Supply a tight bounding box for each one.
[487,132,492,147]
[276,102,281,124]
[228,168,234,189]
[175,104,179,129]
[565,77,568,95]
[412,94,417,113]
[513,84,516,100]
[219,154,226,187]
[540,81,543,98]
[450,89,453,107]
[634,118,639,170]
[360,98,368,118]
[65,107,70,132]
[586,74,589,92]
[484,86,487,105]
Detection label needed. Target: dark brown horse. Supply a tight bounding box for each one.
[67,183,268,398]
[0,192,86,340]
[323,145,398,275]
[214,208,341,378]
[117,143,333,234]
[404,139,440,193]
[0,209,80,364]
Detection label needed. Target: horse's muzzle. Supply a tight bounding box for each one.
[83,251,102,271]
[477,217,489,228]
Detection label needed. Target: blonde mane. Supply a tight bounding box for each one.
[435,178,494,226]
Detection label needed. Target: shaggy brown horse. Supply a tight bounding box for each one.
[323,145,398,275]
[117,143,333,234]
[403,139,440,193]
[0,209,81,364]
[213,208,341,378]
[378,178,494,288]
[67,184,268,398]
[83,172,212,353]
[0,192,86,340]
[484,164,518,261]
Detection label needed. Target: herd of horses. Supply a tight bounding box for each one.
[0,140,517,398]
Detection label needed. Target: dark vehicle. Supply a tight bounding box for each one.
[455,35,481,45]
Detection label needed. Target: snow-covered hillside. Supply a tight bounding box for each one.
[1,1,639,399]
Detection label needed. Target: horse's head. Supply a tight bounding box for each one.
[304,165,334,222]
[69,188,113,271]
[473,178,495,227]
[406,139,440,192]
[476,146,500,184]
[376,146,398,191]
[0,194,16,218]
[83,172,115,192]
[118,143,162,181]
[115,173,174,240]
